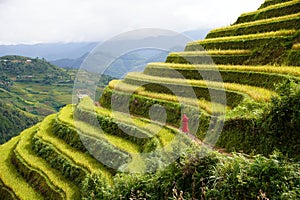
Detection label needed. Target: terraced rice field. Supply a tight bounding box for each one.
[0,0,299,198]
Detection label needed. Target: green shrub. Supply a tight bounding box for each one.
[51,119,86,151]
[260,80,300,160]
[287,50,300,65]
[84,150,300,199]
[206,152,300,199]
[80,174,109,200]
[215,80,300,161]
[31,136,87,186]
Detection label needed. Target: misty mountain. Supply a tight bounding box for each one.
[0,42,97,61]
[182,28,211,40]
[0,29,210,71]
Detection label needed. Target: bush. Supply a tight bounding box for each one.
[51,119,86,152]
[32,137,87,186]
[287,50,300,66]
[206,152,300,199]
[260,80,300,160]
[80,149,300,199]
[81,174,109,200]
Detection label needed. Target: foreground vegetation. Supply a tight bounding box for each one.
[81,150,300,200]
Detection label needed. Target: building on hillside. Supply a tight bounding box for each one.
[76,89,93,103]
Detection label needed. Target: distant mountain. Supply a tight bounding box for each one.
[0,29,207,71]
[50,53,89,69]
[104,49,169,78]
[0,29,210,70]
[53,29,210,70]
[0,42,97,61]
[182,28,212,40]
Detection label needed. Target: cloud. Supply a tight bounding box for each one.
[0,0,264,44]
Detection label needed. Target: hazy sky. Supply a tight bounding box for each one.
[0,0,264,45]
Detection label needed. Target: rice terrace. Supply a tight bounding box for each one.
[0,0,299,199]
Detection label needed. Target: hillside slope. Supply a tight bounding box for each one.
[0,101,38,143]
[0,0,299,199]
[0,55,75,143]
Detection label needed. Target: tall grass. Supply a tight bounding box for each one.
[15,126,80,199]
[210,13,300,33]
[124,72,275,102]
[146,62,300,77]
[188,30,296,45]
[240,0,300,17]
[36,114,113,184]
[174,50,251,55]
[109,80,229,114]
[0,136,44,200]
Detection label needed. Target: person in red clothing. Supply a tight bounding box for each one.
[181,114,189,133]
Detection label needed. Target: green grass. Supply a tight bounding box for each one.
[0,136,43,200]
[92,105,178,147]
[36,114,113,185]
[77,97,178,147]
[167,50,252,65]
[179,50,251,55]
[187,30,295,46]
[147,62,300,76]
[59,105,141,154]
[15,125,81,200]
[146,62,300,76]
[242,0,299,17]
[143,63,300,91]
[0,88,35,106]
[108,80,229,114]
[259,0,294,9]
[124,72,275,102]
[236,0,300,23]
[210,13,300,33]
